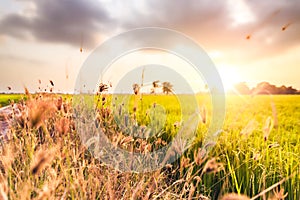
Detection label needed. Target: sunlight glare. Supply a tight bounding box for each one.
[227,0,256,26]
[218,67,241,92]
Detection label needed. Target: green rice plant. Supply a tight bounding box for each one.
[0,93,299,199]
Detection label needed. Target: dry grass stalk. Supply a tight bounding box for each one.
[24,87,30,97]
[200,106,207,124]
[180,156,191,169]
[27,98,56,129]
[253,152,261,161]
[132,83,140,95]
[271,188,288,200]
[263,116,273,141]
[131,179,145,200]
[241,120,258,137]
[250,171,297,200]
[106,173,116,200]
[194,148,207,166]
[271,102,278,129]
[1,87,296,199]
[268,143,280,149]
[188,182,195,200]
[0,180,8,200]
[220,193,250,200]
[173,121,181,128]
[56,96,63,111]
[31,146,56,175]
[202,157,224,175]
[55,117,70,135]
[0,143,16,172]
[34,184,53,200]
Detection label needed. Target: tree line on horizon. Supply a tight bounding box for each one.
[230,82,300,95]
[133,81,173,95]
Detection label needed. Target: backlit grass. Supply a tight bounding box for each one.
[0,93,299,199]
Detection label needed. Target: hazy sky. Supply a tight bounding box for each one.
[0,0,299,93]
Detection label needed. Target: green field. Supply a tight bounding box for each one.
[0,94,26,107]
[0,93,299,199]
[212,95,300,199]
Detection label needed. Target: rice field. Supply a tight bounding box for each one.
[0,93,299,199]
[0,94,25,107]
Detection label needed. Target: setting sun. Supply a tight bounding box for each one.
[218,67,241,92]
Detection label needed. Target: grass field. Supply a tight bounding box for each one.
[0,93,299,199]
[0,94,26,107]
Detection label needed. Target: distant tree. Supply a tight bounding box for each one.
[132,83,140,95]
[278,85,288,94]
[252,82,276,94]
[152,80,160,88]
[162,82,173,94]
[285,86,297,94]
[233,82,251,94]
[151,80,160,94]
[251,82,299,95]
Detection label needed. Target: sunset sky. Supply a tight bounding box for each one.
[0,0,299,93]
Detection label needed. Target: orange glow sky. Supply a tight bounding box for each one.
[0,0,299,93]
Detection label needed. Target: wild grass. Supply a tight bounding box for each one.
[0,93,299,199]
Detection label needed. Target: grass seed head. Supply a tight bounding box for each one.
[202,158,224,174]
[31,148,55,175]
[241,120,258,137]
[194,148,207,166]
[180,156,190,168]
[55,117,70,135]
[272,188,288,200]
[173,121,181,128]
[263,116,274,141]
[132,83,140,95]
[27,99,55,128]
[200,106,207,124]
[49,80,54,87]
[56,96,63,110]
[253,152,261,161]
[99,83,109,93]
[24,87,30,97]
[268,143,280,149]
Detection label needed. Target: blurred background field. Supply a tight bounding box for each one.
[0,94,25,107]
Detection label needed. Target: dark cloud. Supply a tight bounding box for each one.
[0,14,31,39]
[1,0,299,60]
[116,0,300,61]
[0,0,112,48]
[120,0,232,46]
[244,1,300,48]
[0,53,45,67]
